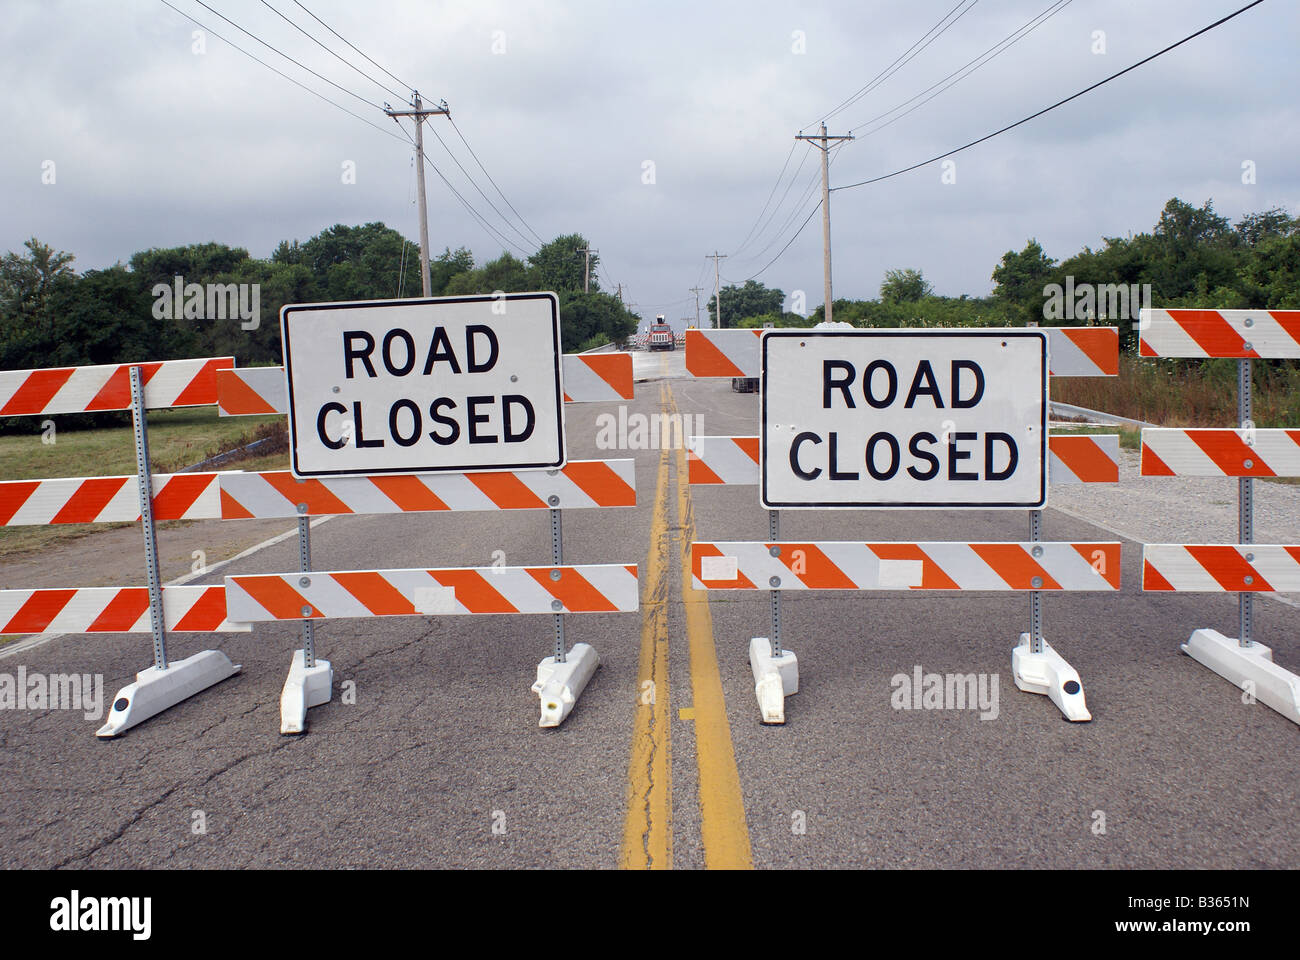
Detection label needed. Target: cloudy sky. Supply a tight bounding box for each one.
[3,0,1295,325]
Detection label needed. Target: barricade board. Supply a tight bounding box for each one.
[760,330,1048,509]
[282,293,565,478]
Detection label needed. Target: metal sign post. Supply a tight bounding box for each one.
[280,505,332,735]
[1238,358,1254,649]
[531,479,600,727]
[96,366,242,738]
[131,366,169,671]
[1029,509,1045,657]
[768,509,782,657]
[550,504,565,664]
[298,515,315,669]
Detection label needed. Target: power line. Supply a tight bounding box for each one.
[448,117,547,247]
[847,0,1073,138]
[833,0,1267,193]
[423,117,540,254]
[815,0,979,126]
[156,0,406,143]
[740,201,822,283]
[734,155,819,264]
[289,0,414,94]
[415,140,534,258]
[258,0,408,102]
[187,0,384,111]
[730,141,798,258]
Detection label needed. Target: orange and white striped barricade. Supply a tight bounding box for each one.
[684,326,1120,379]
[225,560,640,729]
[1137,306,1300,725]
[232,294,638,731]
[0,358,244,738]
[215,459,636,730]
[0,357,233,416]
[683,326,1120,723]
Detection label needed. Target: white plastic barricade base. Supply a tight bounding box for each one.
[95,650,241,738]
[749,637,798,725]
[280,649,333,735]
[1012,634,1091,722]
[532,642,599,728]
[1181,629,1300,725]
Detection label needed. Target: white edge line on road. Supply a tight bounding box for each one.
[0,515,336,661]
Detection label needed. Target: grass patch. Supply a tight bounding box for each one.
[1052,354,1300,428]
[0,408,284,481]
[0,409,288,560]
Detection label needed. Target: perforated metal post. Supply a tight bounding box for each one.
[130,366,168,671]
[1239,358,1254,648]
[550,501,565,663]
[1029,509,1044,655]
[769,509,782,656]
[298,515,315,668]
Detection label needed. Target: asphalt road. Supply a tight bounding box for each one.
[1,350,1297,869]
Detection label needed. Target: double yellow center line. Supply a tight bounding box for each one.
[620,382,752,870]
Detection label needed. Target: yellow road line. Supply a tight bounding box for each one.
[619,381,673,869]
[668,383,753,870]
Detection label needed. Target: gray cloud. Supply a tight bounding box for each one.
[2,0,1294,320]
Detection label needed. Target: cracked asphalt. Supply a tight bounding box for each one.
[1,355,1298,869]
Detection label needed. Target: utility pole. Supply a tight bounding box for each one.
[795,122,853,323]
[385,91,450,296]
[689,286,705,328]
[706,253,727,328]
[579,247,597,294]
[616,283,623,304]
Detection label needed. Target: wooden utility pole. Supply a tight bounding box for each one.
[795,123,853,323]
[385,91,450,296]
[579,247,597,294]
[689,286,705,327]
[706,253,727,328]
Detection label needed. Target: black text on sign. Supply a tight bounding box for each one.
[282,294,565,477]
[760,330,1047,508]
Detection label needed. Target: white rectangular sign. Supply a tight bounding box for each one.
[282,293,565,478]
[761,329,1047,509]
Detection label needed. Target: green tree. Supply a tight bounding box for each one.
[880,268,933,303]
[430,246,475,294]
[706,280,784,327]
[558,291,637,351]
[529,234,596,293]
[0,238,77,326]
[991,239,1057,325]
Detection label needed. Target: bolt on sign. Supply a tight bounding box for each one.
[282,293,565,478]
[760,329,1047,508]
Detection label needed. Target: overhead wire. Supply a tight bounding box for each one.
[729,141,798,258]
[814,0,979,126]
[448,117,547,247]
[833,0,1267,193]
[257,0,409,103]
[422,118,539,254]
[156,0,406,142]
[847,0,1074,138]
[289,0,415,93]
[187,0,384,111]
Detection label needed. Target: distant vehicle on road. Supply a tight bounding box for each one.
[648,315,675,351]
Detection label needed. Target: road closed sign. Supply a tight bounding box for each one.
[761,329,1047,509]
[282,293,565,478]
